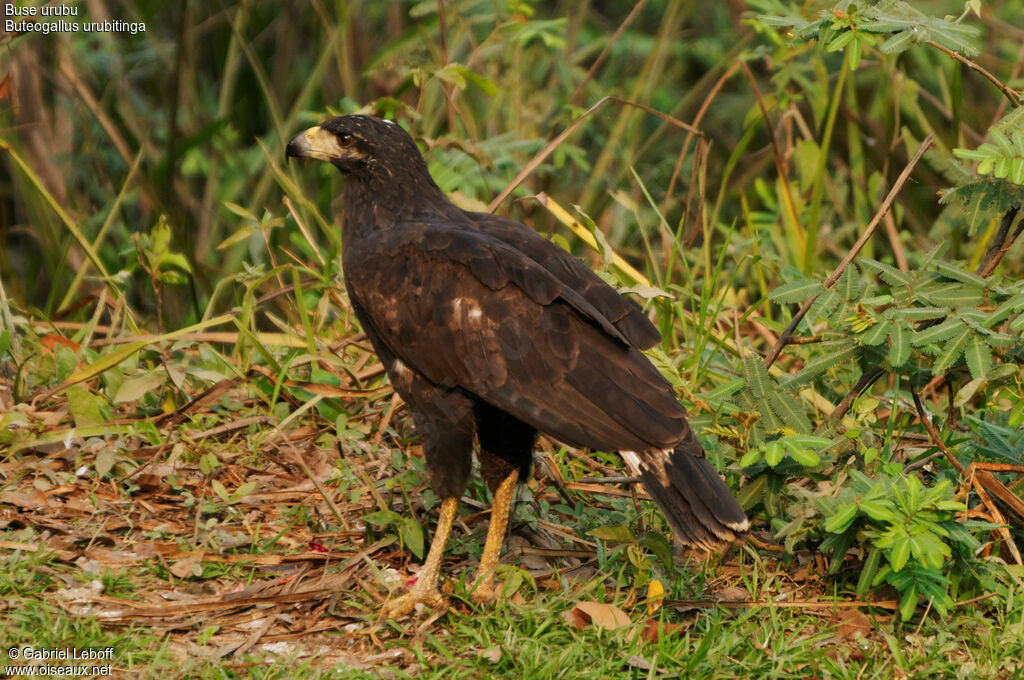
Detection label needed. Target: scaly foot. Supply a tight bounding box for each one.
[382,585,446,619]
[382,497,459,619]
[470,579,497,605]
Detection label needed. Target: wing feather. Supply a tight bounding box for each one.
[345,222,687,452]
[466,211,662,350]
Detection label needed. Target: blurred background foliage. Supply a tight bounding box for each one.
[2,0,1020,324]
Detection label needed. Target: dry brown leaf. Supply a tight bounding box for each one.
[564,601,632,632]
[716,586,750,601]
[169,556,202,579]
[836,609,872,640]
[640,618,691,643]
[563,606,589,631]
[0,489,49,510]
[480,646,502,663]
[825,609,873,661]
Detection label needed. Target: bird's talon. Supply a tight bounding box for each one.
[470,583,497,605]
[382,589,446,619]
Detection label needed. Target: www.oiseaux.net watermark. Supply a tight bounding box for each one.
[5,647,114,677]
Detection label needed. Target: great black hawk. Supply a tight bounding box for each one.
[286,115,748,617]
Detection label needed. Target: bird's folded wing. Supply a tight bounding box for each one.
[345,223,687,452]
[465,212,663,350]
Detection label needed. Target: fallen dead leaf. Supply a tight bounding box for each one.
[564,601,632,632]
[825,609,873,661]
[640,618,691,643]
[169,556,203,579]
[646,579,665,615]
[0,489,50,510]
[480,646,502,663]
[716,586,750,601]
[836,609,872,641]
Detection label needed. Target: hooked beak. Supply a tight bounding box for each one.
[285,125,343,163]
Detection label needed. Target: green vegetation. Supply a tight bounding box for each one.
[2,0,1024,677]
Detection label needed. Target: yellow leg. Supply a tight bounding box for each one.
[382,496,458,619]
[471,469,518,604]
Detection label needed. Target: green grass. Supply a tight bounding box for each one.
[3,526,1023,678]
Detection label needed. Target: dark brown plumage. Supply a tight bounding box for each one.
[286,115,748,616]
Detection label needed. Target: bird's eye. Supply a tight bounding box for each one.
[338,133,354,147]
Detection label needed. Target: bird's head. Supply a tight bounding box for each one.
[286,114,423,178]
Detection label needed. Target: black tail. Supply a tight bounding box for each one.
[622,448,748,550]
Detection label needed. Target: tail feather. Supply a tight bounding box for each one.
[622,448,748,550]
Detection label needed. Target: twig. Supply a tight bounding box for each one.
[967,470,1023,566]
[285,438,351,531]
[831,366,886,423]
[764,134,934,369]
[882,210,909,272]
[977,207,1022,277]
[911,391,968,478]
[925,40,1022,108]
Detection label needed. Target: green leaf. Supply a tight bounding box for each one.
[211,480,230,504]
[889,536,911,571]
[780,341,858,389]
[739,448,763,468]
[639,532,674,572]
[113,370,167,404]
[785,444,820,467]
[769,278,823,303]
[703,378,746,402]
[858,499,896,522]
[764,441,784,467]
[67,385,106,428]
[899,584,918,620]
[953,376,986,408]
[898,307,947,322]
[856,547,882,595]
[859,320,891,346]
[459,67,499,97]
[400,518,425,559]
[363,510,403,527]
[861,258,914,287]
[888,323,910,366]
[916,282,984,307]
[95,448,116,478]
[933,326,972,376]
[933,261,988,288]
[767,392,812,433]
[743,355,774,399]
[836,263,862,301]
[824,503,859,534]
[964,336,993,381]
[199,452,219,475]
[231,481,257,504]
[826,29,856,52]
[587,524,637,543]
[911,317,963,346]
[786,435,834,449]
[985,292,1024,328]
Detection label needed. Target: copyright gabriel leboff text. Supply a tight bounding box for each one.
[5,3,146,35]
[6,647,114,677]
